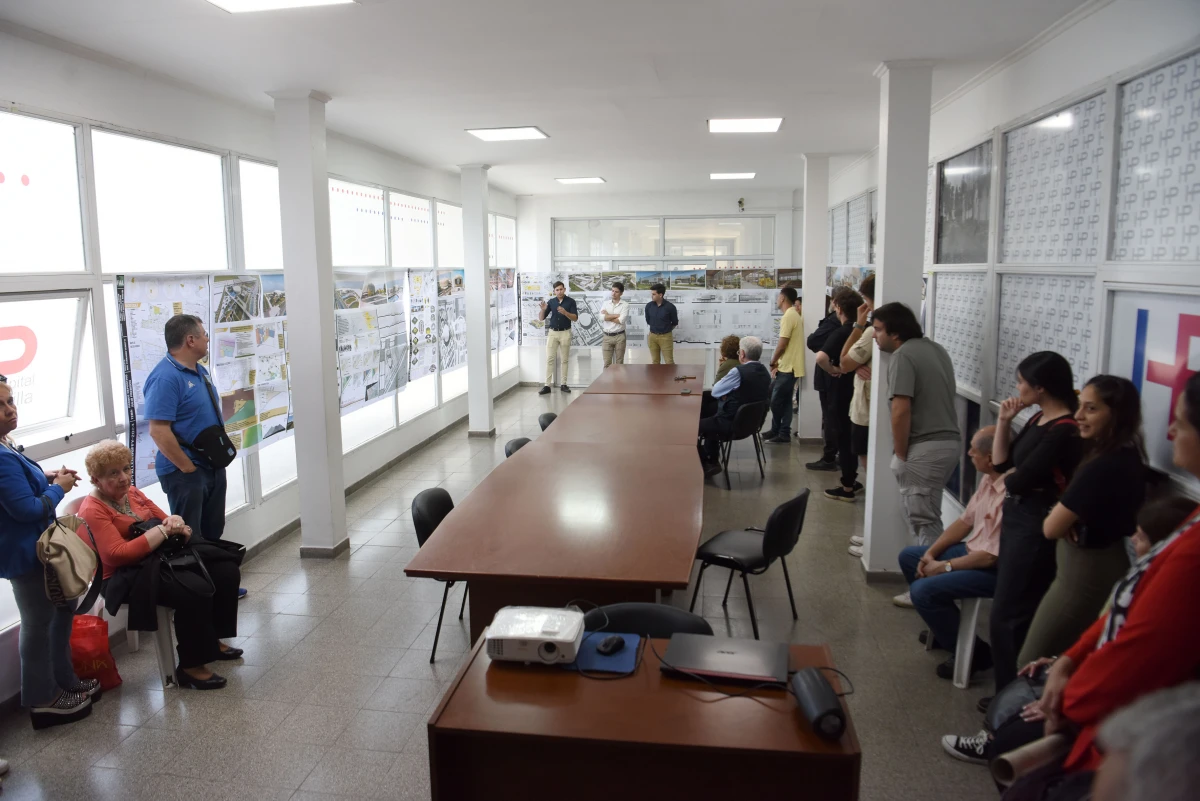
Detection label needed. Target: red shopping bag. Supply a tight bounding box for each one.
[70,615,122,690]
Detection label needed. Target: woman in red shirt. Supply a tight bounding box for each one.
[78,440,243,690]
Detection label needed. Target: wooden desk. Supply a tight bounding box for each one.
[405,442,704,642]
[428,639,862,801]
[585,363,703,395]
[540,393,703,446]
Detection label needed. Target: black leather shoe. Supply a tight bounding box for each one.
[175,668,227,690]
[560,384,572,393]
[214,646,244,661]
[538,386,551,395]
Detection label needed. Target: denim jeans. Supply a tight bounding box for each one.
[767,370,796,439]
[898,543,997,653]
[159,464,227,542]
[10,569,80,707]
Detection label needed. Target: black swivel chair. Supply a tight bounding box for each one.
[411,488,463,663]
[504,437,531,458]
[582,603,713,639]
[715,400,768,487]
[688,489,808,639]
[538,412,557,431]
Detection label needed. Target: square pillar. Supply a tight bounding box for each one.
[460,164,494,436]
[800,155,830,440]
[270,90,349,558]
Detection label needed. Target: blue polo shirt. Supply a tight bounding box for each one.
[644,299,679,334]
[544,296,577,331]
[142,355,224,476]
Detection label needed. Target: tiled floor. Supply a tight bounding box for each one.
[0,387,996,800]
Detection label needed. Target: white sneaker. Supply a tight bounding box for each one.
[941,730,990,765]
[849,535,864,546]
[848,544,864,557]
[892,591,914,608]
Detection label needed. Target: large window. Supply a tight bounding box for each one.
[554,218,661,259]
[92,130,228,273]
[663,217,773,257]
[239,159,284,272]
[495,215,517,267]
[0,111,85,274]
[936,141,993,265]
[342,396,397,452]
[389,192,433,268]
[436,202,464,268]
[329,179,385,267]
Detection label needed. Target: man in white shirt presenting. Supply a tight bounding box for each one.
[599,281,630,367]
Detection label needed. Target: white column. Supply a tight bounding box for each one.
[799,156,829,441]
[270,91,349,558]
[460,164,494,437]
[862,61,933,574]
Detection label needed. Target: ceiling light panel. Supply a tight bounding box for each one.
[710,173,755,180]
[556,177,606,184]
[466,127,549,141]
[708,118,783,133]
[206,0,356,12]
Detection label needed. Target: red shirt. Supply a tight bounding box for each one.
[77,488,168,580]
[1059,514,1200,771]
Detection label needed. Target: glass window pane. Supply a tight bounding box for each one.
[495,215,516,267]
[664,217,773,257]
[553,219,661,259]
[329,179,385,267]
[499,346,518,374]
[239,160,284,272]
[0,111,85,274]
[388,192,432,268]
[488,214,497,268]
[440,366,467,401]
[436,203,464,268]
[397,372,436,425]
[259,435,297,494]
[225,456,247,513]
[93,131,228,273]
[341,399,396,452]
[103,283,125,425]
[936,140,993,265]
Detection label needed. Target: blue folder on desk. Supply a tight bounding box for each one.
[563,632,641,675]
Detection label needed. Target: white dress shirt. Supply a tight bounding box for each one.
[599,298,630,334]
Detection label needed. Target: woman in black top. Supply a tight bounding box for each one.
[989,352,1084,692]
[1017,375,1145,665]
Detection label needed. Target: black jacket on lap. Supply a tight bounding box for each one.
[104,539,245,631]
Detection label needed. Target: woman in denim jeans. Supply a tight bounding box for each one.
[0,380,100,729]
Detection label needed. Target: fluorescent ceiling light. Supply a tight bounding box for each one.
[943,166,978,176]
[1036,112,1074,129]
[466,126,548,142]
[710,172,756,180]
[556,177,606,184]
[708,118,783,133]
[206,0,355,12]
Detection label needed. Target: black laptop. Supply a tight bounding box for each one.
[660,633,789,685]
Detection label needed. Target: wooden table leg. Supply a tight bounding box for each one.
[467,580,659,643]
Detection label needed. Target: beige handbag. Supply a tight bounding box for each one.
[35,496,101,609]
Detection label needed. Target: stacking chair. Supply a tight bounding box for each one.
[582,603,713,639]
[538,412,557,431]
[715,400,768,488]
[411,488,463,663]
[504,437,531,458]
[923,598,986,690]
[688,489,808,639]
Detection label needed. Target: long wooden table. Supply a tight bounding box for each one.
[539,392,703,446]
[584,362,703,395]
[428,638,862,800]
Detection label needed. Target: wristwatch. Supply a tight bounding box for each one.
[943,561,954,573]
[852,323,866,330]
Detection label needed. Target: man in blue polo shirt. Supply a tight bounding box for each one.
[644,283,678,364]
[143,314,245,597]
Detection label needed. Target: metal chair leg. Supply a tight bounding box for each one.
[721,568,735,606]
[742,572,760,640]
[753,434,765,478]
[780,558,798,620]
[721,440,732,489]
[430,582,451,663]
[689,562,709,612]
[458,584,469,620]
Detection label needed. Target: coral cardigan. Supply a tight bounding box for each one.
[77,488,167,580]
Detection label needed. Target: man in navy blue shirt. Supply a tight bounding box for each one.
[644,283,678,364]
[143,314,244,596]
[539,281,578,395]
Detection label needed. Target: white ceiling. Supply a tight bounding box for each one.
[0,0,1088,196]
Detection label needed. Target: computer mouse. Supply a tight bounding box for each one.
[596,635,625,656]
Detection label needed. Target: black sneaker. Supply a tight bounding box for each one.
[560,384,571,393]
[976,696,993,715]
[806,459,838,471]
[765,436,790,444]
[30,691,92,730]
[702,462,723,478]
[824,486,856,502]
[918,630,947,650]
[852,481,863,492]
[941,730,990,765]
[538,386,551,395]
[936,642,993,680]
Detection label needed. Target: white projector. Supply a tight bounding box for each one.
[485,606,586,665]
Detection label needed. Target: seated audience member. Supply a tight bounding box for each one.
[814,288,863,502]
[898,426,1000,680]
[1091,683,1200,801]
[78,440,244,690]
[703,335,743,419]
[942,374,1200,776]
[697,336,770,478]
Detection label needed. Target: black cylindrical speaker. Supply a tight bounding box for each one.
[790,667,846,741]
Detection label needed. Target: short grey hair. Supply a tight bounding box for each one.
[1096,683,1200,801]
[739,336,763,362]
[972,425,997,455]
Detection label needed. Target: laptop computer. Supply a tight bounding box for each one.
[660,633,789,685]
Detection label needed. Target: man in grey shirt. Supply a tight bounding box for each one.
[872,302,960,559]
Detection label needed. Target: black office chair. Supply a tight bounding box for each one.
[582,603,713,639]
[688,489,808,640]
[715,400,768,487]
[538,412,557,431]
[504,437,531,458]
[411,488,463,663]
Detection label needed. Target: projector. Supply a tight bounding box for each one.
[485,606,586,665]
